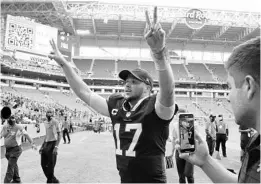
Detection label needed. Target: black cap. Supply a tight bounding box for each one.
[1,106,11,119]
[119,68,153,89]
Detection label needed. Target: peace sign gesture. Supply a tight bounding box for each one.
[144,7,166,54]
[48,39,66,67]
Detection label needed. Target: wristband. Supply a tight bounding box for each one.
[150,47,170,70]
[55,146,59,148]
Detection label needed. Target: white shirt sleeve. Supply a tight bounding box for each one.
[155,94,176,120]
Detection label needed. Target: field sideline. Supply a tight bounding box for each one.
[1,122,241,183]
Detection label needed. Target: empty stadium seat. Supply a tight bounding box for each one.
[171,64,191,81]
[186,63,214,82]
[140,61,157,80]
[207,64,227,82]
[92,59,116,79]
[73,58,93,75]
[117,60,138,75]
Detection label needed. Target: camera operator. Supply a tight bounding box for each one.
[0,107,37,183]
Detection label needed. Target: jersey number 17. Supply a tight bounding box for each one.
[114,123,142,157]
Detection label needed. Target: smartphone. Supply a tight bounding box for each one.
[179,113,195,153]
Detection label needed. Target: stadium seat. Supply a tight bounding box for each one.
[92,59,116,79]
[186,63,215,82]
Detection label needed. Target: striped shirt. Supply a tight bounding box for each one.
[1,124,27,148]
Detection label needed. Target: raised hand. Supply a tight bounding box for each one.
[144,7,166,54]
[48,39,66,67]
[178,130,210,167]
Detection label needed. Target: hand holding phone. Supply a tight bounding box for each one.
[179,113,195,153]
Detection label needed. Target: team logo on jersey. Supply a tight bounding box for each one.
[126,112,131,117]
[111,109,118,116]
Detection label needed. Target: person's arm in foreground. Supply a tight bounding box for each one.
[145,7,175,120]
[48,40,109,117]
[177,130,237,183]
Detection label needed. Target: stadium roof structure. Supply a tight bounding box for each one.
[1,0,260,46]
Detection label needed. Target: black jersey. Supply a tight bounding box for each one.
[107,93,174,173]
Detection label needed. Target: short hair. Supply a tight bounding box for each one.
[224,37,260,87]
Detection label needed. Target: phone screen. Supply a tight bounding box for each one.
[179,113,195,153]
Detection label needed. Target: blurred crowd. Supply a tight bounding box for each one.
[0,90,91,127]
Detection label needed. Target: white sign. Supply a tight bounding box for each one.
[185,9,206,30]
[5,15,58,55]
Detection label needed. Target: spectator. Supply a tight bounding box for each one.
[39,109,61,183]
[205,115,216,156]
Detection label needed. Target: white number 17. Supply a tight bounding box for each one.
[114,123,142,157]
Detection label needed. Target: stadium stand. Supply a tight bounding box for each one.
[140,60,157,80]
[207,63,228,82]
[186,63,215,82]
[117,60,139,74]
[92,59,116,79]
[170,64,191,81]
[73,58,93,75]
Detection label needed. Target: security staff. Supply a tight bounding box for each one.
[39,109,61,183]
[215,114,228,157]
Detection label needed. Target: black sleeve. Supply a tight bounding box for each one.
[106,93,124,118]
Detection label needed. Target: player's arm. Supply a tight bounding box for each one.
[48,40,110,117]
[145,7,175,120]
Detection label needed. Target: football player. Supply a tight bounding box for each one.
[48,7,177,183]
